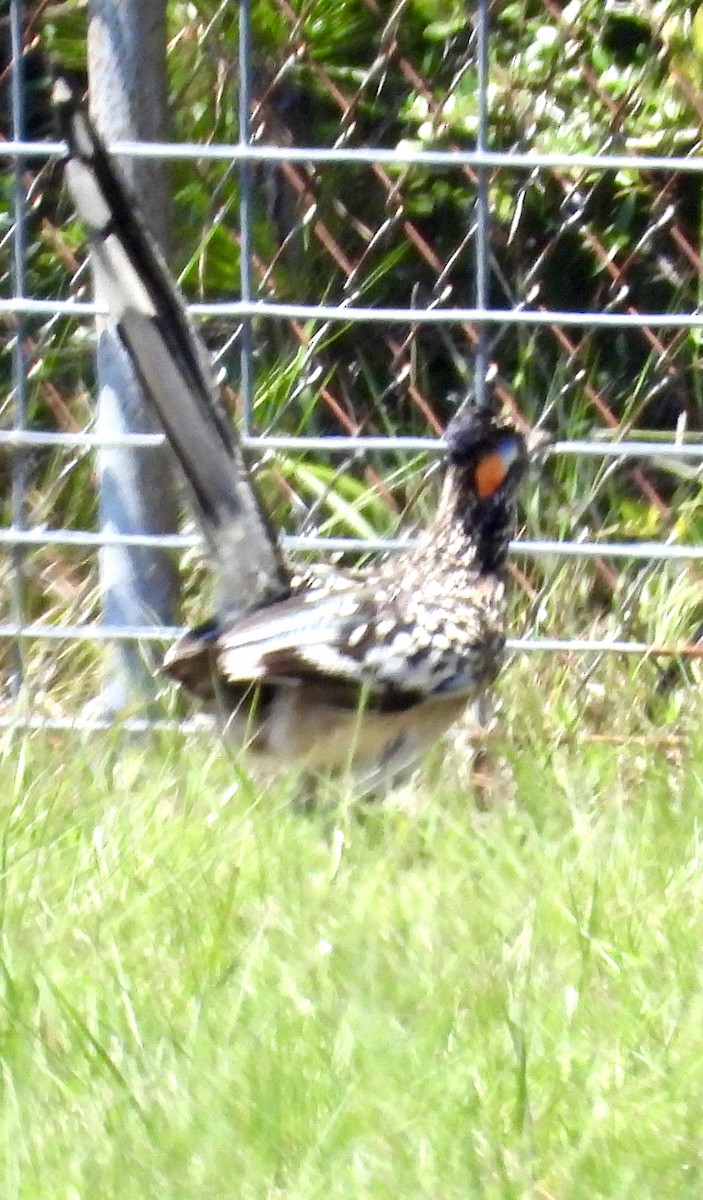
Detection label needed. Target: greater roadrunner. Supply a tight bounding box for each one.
[55,80,534,793]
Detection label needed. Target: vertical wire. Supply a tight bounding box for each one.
[470,0,493,741]
[473,0,490,410]
[9,0,28,697]
[238,0,255,435]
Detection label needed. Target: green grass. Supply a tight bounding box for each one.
[1,672,703,1199]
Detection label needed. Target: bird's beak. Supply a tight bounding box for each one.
[524,426,553,466]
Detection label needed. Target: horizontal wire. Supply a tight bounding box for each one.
[0,713,691,740]
[6,137,703,174]
[0,429,167,449]
[0,712,211,735]
[0,526,701,560]
[0,718,687,743]
[5,295,703,327]
[0,622,182,641]
[0,528,200,549]
[0,429,702,460]
[0,618,701,658]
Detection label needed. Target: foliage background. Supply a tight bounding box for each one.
[3,0,703,710]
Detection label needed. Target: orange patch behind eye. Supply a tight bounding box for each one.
[474,451,508,498]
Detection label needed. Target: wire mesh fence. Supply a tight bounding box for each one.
[3,0,703,729]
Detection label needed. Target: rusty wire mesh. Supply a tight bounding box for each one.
[3,0,703,731]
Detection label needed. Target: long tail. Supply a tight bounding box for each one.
[53,78,290,621]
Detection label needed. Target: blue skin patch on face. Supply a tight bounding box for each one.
[495,435,521,469]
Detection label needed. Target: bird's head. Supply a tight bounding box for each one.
[436,406,538,573]
[444,408,528,506]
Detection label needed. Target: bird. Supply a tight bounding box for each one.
[54,79,533,794]
[163,413,529,792]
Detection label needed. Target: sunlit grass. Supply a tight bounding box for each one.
[1,667,702,1199]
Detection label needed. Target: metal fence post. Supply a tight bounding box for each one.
[86,0,180,713]
[8,0,29,699]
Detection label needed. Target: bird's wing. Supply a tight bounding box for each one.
[53,78,290,621]
[164,583,489,708]
[214,589,381,685]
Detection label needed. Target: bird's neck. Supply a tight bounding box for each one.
[420,467,516,576]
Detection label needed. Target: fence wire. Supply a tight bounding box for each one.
[4,0,703,725]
